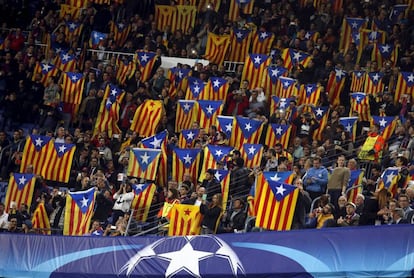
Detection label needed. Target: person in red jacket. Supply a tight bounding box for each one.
[225,89,249,116]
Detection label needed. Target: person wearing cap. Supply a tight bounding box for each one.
[337,202,360,227]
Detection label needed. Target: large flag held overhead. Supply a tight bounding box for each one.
[251,30,275,55]
[61,72,84,104]
[197,100,223,129]
[350,92,370,121]
[339,117,359,142]
[64,187,96,236]
[65,21,83,43]
[364,72,385,95]
[281,48,311,71]
[154,5,176,32]
[42,142,76,183]
[186,77,207,100]
[110,21,131,47]
[128,148,162,181]
[394,72,414,103]
[201,145,233,180]
[227,28,252,62]
[32,202,51,235]
[262,66,288,100]
[339,17,366,51]
[130,100,164,137]
[116,57,136,86]
[378,167,400,197]
[275,76,298,98]
[168,204,203,236]
[175,100,197,132]
[217,115,234,140]
[372,43,398,67]
[231,116,264,149]
[89,30,107,49]
[372,116,397,141]
[131,183,157,222]
[241,54,271,89]
[136,51,158,82]
[20,135,54,174]
[178,128,200,148]
[204,32,231,66]
[255,172,299,231]
[56,51,77,72]
[349,71,366,92]
[264,123,291,149]
[32,62,59,86]
[240,143,264,169]
[206,76,229,101]
[299,83,321,106]
[175,5,197,33]
[311,106,330,141]
[4,173,36,214]
[326,68,347,106]
[214,169,230,210]
[172,148,202,184]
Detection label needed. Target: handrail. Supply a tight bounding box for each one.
[133,222,169,237]
[345,184,364,197]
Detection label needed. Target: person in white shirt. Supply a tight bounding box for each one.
[0,203,9,231]
[111,183,134,225]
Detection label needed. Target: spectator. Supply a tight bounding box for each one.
[200,193,223,234]
[327,155,350,206]
[303,156,329,200]
[337,202,360,227]
[219,198,247,233]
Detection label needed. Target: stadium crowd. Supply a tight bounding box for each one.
[1,0,414,236]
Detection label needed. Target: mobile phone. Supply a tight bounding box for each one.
[202,194,207,201]
[110,225,116,230]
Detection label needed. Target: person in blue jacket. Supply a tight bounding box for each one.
[303,156,329,200]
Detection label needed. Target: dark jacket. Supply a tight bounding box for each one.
[200,204,222,231]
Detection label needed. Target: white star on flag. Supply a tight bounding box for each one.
[254,56,262,64]
[178,71,183,79]
[335,69,345,78]
[305,32,311,39]
[80,196,89,207]
[186,131,195,140]
[141,53,149,62]
[345,124,353,132]
[381,45,390,53]
[236,31,243,38]
[275,184,287,195]
[270,173,281,181]
[214,171,222,181]
[41,64,51,72]
[408,74,414,82]
[206,105,214,114]
[279,99,287,108]
[215,149,223,157]
[354,33,360,41]
[260,32,268,39]
[111,89,118,96]
[35,137,43,147]
[193,85,200,93]
[247,146,256,155]
[150,137,162,148]
[356,96,361,102]
[356,72,362,77]
[225,123,232,132]
[244,123,252,131]
[69,22,76,29]
[18,176,27,185]
[275,126,283,135]
[271,68,280,76]
[58,144,67,153]
[283,81,290,88]
[315,108,324,116]
[379,118,387,127]
[385,172,396,184]
[135,184,144,191]
[183,153,193,164]
[183,103,191,111]
[213,79,221,87]
[372,73,380,82]
[306,86,313,93]
[140,152,150,164]
[351,21,358,29]
[293,51,302,61]
[62,53,70,62]
[118,23,125,29]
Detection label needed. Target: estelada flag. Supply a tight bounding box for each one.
[127,148,162,181]
[130,100,164,137]
[32,201,51,235]
[64,187,96,235]
[131,183,157,222]
[168,204,203,236]
[42,142,76,183]
[4,173,36,214]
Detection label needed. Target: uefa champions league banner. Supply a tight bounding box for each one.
[0,225,413,277]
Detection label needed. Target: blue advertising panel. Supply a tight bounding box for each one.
[0,225,413,277]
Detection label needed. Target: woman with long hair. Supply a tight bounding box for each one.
[359,188,390,225]
[200,193,223,234]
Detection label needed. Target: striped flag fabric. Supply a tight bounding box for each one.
[89,30,107,49]
[227,28,252,62]
[378,167,400,197]
[197,100,223,130]
[175,100,197,132]
[32,202,51,235]
[364,72,385,95]
[168,204,202,236]
[299,83,321,106]
[59,4,82,19]
[20,135,54,174]
[311,106,330,141]
[131,183,157,222]
[4,173,36,214]
[216,115,234,141]
[350,70,366,92]
[251,30,275,55]
[206,76,229,101]
[204,32,231,66]
[269,96,294,116]
[228,0,254,22]
[303,30,320,42]
[130,100,164,137]
[326,68,347,106]
[390,4,408,23]
[65,21,83,42]
[240,143,264,169]
[66,0,88,8]
[42,142,76,183]
[264,123,291,150]
[339,117,359,142]
[241,54,271,89]
[372,43,399,67]
[247,178,257,217]
[32,62,59,86]
[136,51,158,82]
[201,145,233,180]
[262,66,288,100]
[178,129,200,148]
[175,5,196,33]
[255,172,299,231]
[116,57,136,86]
[394,72,414,103]
[231,116,264,149]
[339,17,366,51]
[372,116,397,141]
[61,72,84,104]
[110,21,131,47]
[186,77,207,100]
[93,84,125,138]
[64,187,96,236]
[350,92,370,121]
[214,169,230,210]
[56,51,77,72]
[347,169,364,203]
[127,148,162,181]
[281,48,312,71]
[357,29,386,63]
[275,76,298,98]
[172,148,202,184]
[154,5,176,32]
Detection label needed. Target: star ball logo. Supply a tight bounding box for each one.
[119,235,245,277]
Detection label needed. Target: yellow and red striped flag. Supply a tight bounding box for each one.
[197,100,224,130]
[275,76,298,98]
[394,72,414,103]
[32,202,51,235]
[128,148,162,181]
[116,57,136,86]
[349,70,366,92]
[255,172,298,231]
[281,48,312,71]
[371,43,399,67]
[131,183,157,222]
[347,169,364,203]
[61,72,84,104]
[251,30,275,55]
[175,100,198,132]
[42,142,76,183]
[130,100,164,137]
[66,0,88,7]
[4,173,36,214]
[228,0,255,21]
[175,6,196,33]
[227,28,252,62]
[110,21,131,47]
[56,51,77,72]
[20,135,54,174]
[326,68,347,106]
[372,116,397,142]
[311,106,330,141]
[201,145,233,180]
[60,4,81,20]
[32,62,59,86]
[206,76,229,101]
[364,72,385,95]
[240,143,264,169]
[356,29,386,63]
[204,32,231,66]
[213,169,230,210]
[299,83,321,106]
[241,54,271,89]
[178,129,200,149]
[216,115,234,142]
[155,5,176,32]
[262,65,288,100]
[65,21,83,42]
[339,117,359,142]
[378,167,400,197]
[172,148,202,184]
[168,204,203,236]
[186,77,208,100]
[350,92,371,121]
[264,123,292,150]
[136,51,158,82]
[64,187,96,236]
[93,84,125,138]
[339,17,366,51]
[198,0,221,12]
[231,116,264,149]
